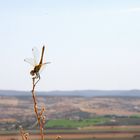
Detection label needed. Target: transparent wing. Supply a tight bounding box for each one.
[39,62,51,74]
[24,58,35,66]
[32,47,40,65]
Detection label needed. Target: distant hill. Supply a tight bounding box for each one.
[0,89,140,97]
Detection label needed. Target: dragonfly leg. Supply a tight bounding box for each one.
[35,73,41,85]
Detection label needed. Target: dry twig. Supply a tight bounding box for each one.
[32,77,45,140]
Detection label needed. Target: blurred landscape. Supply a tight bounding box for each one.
[1,90,140,140]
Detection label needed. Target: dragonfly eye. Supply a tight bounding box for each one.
[30,70,35,76]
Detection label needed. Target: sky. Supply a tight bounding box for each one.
[0,0,140,91]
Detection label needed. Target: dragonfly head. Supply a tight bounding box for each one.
[30,70,35,76]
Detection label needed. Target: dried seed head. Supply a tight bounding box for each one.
[19,125,22,129]
[35,105,38,109]
[55,136,62,140]
[42,107,45,112]
[42,116,46,124]
[39,106,46,117]
[24,133,29,136]
[24,132,29,140]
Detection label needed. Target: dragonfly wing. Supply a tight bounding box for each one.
[32,47,39,65]
[24,58,35,66]
[39,62,51,74]
[39,64,47,74]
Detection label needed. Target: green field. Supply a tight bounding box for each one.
[45,117,109,128]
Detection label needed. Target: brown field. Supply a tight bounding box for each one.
[1,125,140,140]
[1,95,140,139]
[1,132,140,140]
[80,125,140,130]
[1,96,140,120]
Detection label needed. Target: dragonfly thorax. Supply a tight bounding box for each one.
[30,65,41,77]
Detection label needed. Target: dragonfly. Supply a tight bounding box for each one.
[24,46,50,81]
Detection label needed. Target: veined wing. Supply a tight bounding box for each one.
[32,47,40,65]
[39,62,51,74]
[24,58,36,66]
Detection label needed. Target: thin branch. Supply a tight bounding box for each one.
[32,77,45,140]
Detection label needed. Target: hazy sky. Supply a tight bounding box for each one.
[0,0,140,91]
